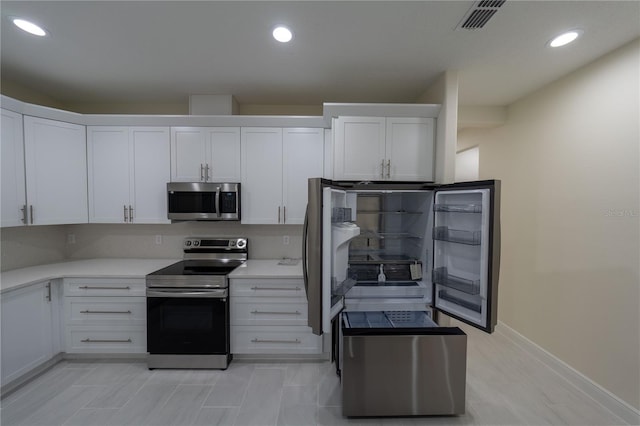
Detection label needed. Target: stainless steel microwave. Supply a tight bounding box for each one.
[167,182,240,221]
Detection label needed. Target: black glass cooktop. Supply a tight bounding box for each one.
[148,260,243,276]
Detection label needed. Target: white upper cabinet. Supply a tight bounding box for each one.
[88,126,170,224]
[333,116,435,181]
[23,116,88,225]
[242,127,324,225]
[1,109,26,227]
[170,127,241,182]
[241,128,283,224]
[283,128,325,224]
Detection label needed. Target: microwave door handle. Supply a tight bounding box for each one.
[215,187,221,218]
[302,205,309,301]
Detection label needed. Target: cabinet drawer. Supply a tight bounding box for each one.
[65,297,146,325]
[64,278,145,297]
[230,279,305,298]
[65,326,146,353]
[231,325,322,355]
[231,298,308,326]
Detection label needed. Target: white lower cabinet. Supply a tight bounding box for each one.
[1,280,61,387]
[63,278,146,354]
[230,278,322,355]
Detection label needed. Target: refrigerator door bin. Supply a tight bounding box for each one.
[432,267,481,295]
[433,203,482,213]
[341,313,467,417]
[433,227,481,245]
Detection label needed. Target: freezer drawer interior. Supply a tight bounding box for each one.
[340,311,467,417]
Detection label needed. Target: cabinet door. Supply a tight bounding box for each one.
[1,109,26,227]
[1,282,54,386]
[386,117,434,181]
[132,127,171,223]
[333,116,385,181]
[170,127,207,182]
[241,127,283,224]
[87,127,132,223]
[206,127,241,182]
[283,128,324,224]
[23,116,88,225]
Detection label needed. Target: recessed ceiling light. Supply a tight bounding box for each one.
[549,30,581,48]
[12,18,47,37]
[272,26,293,43]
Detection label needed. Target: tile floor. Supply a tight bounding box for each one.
[0,323,628,426]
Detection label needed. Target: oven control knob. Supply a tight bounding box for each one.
[236,239,246,249]
[185,241,192,247]
[193,241,200,247]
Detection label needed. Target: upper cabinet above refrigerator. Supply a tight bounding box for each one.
[432,181,501,333]
[332,117,435,182]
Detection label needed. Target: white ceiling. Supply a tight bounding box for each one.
[1,1,639,108]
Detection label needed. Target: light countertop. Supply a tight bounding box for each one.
[229,259,303,279]
[0,258,180,293]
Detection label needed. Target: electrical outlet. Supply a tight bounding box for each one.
[283,235,290,245]
[67,234,76,244]
[155,235,162,245]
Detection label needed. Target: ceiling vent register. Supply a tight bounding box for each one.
[457,0,506,30]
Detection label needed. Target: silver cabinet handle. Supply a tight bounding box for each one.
[380,159,385,178]
[30,205,34,224]
[200,164,205,181]
[80,310,132,314]
[78,286,131,290]
[123,205,128,222]
[250,286,302,291]
[278,206,281,224]
[250,310,301,315]
[283,206,286,223]
[386,159,391,179]
[128,205,134,222]
[46,282,51,302]
[21,205,27,224]
[251,338,301,344]
[81,338,132,343]
[205,164,210,182]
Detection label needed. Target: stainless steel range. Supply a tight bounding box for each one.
[146,237,248,370]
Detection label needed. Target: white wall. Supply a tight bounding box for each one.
[455,146,479,182]
[0,225,67,271]
[460,38,640,410]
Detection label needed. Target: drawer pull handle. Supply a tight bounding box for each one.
[81,338,132,343]
[251,338,301,344]
[78,286,131,290]
[80,310,132,314]
[250,310,301,316]
[250,286,301,291]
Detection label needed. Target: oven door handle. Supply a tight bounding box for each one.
[146,289,228,298]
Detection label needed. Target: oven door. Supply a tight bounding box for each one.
[146,288,229,355]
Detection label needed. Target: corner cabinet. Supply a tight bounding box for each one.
[241,127,324,224]
[23,116,88,225]
[87,126,170,224]
[1,109,26,227]
[1,281,62,388]
[333,116,435,181]
[170,127,241,182]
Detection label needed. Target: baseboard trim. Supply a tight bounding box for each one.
[497,321,640,425]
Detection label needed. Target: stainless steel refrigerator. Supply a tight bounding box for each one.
[303,178,500,416]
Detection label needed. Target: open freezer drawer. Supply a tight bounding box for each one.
[341,311,467,417]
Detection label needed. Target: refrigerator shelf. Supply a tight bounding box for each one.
[356,210,422,215]
[438,290,482,313]
[432,267,480,295]
[357,230,422,240]
[347,263,420,282]
[433,226,481,245]
[433,203,482,213]
[343,311,437,329]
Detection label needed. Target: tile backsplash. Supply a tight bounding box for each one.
[1,222,303,271]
